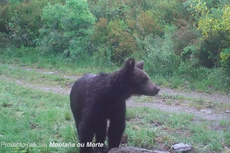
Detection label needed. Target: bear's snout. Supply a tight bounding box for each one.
[149,86,160,96]
[156,86,160,92]
[142,83,160,96]
[154,86,160,95]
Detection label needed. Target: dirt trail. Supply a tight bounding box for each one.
[160,87,230,104]
[1,64,230,124]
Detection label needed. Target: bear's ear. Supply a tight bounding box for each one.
[124,58,135,71]
[135,61,144,70]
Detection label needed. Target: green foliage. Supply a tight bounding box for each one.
[173,19,199,55]
[220,48,230,67]
[184,0,230,67]
[182,45,199,65]
[89,0,186,63]
[89,0,188,24]
[92,18,138,64]
[88,0,130,21]
[0,32,11,48]
[178,61,209,81]
[0,4,13,32]
[0,0,66,47]
[134,25,180,76]
[8,11,36,47]
[137,11,163,36]
[38,0,95,59]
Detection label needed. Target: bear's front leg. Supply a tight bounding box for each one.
[108,109,126,150]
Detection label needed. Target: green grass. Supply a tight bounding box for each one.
[0,79,229,152]
[0,64,75,88]
[125,108,227,152]
[220,120,230,127]
[132,94,230,113]
[0,47,114,75]
[0,80,77,153]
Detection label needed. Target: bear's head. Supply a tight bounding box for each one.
[122,58,160,96]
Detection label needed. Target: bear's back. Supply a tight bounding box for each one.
[70,73,96,119]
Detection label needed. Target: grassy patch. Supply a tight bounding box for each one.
[0,64,75,88]
[125,108,227,152]
[220,120,230,127]
[132,94,230,113]
[0,80,229,152]
[0,80,77,153]
[0,47,114,75]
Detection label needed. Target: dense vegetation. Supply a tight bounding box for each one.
[0,0,230,92]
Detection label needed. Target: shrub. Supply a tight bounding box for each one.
[0,0,66,47]
[220,48,230,68]
[37,0,95,60]
[0,32,11,48]
[184,0,230,67]
[108,20,138,63]
[89,0,186,64]
[92,19,138,64]
[135,25,180,76]
[137,11,163,36]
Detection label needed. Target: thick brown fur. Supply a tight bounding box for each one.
[70,58,160,153]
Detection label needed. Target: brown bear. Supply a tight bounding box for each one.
[70,58,160,153]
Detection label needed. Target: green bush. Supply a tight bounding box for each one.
[184,0,230,67]
[89,0,187,64]
[0,32,11,48]
[0,3,13,32]
[0,0,66,47]
[91,19,138,64]
[37,0,95,60]
[134,25,180,76]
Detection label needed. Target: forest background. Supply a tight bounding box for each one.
[0,0,230,92]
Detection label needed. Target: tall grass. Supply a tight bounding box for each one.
[134,25,180,76]
[0,47,115,74]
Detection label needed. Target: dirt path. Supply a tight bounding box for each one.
[1,64,230,125]
[160,87,230,104]
[2,63,229,102]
